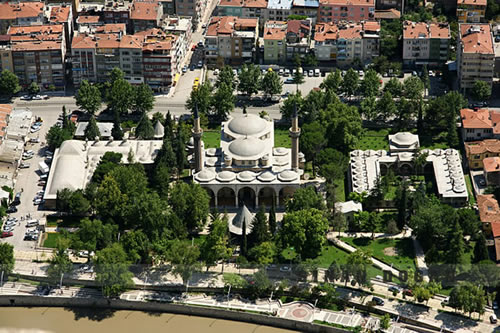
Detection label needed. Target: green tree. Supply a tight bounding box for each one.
[403,76,425,132]
[280,91,304,120]
[133,83,155,114]
[301,121,327,178]
[444,220,466,267]
[377,91,397,121]
[343,250,371,286]
[111,112,123,140]
[68,190,90,216]
[186,82,212,115]
[321,101,362,153]
[169,182,210,233]
[121,230,151,264]
[420,65,430,95]
[152,164,170,198]
[95,243,134,297]
[359,96,378,121]
[269,199,277,235]
[47,248,73,286]
[248,206,270,248]
[317,148,348,183]
[135,114,154,139]
[341,68,359,97]
[447,116,459,148]
[380,314,391,330]
[216,65,235,91]
[473,233,489,263]
[174,126,187,175]
[396,180,408,230]
[320,69,342,93]
[286,186,325,212]
[247,269,271,299]
[248,241,276,265]
[95,175,128,224]
[238,64,261,96]
[46,124,73,151]
[325,260,341,282]
[0,69,20,97]
[167,239,201,286]
[200,217,232,271]
[292,66,305,91]
[75,218,118,255]
[471,80,491,101]
[241,218,247,256]
[360,69,381,98]
[84,115,101,140]
[261,70,282,98]
[279,208,329,259]
[0,243,14,275]
[384,77,403,97]
[76,80,102,115]
[28,81,40,95]
[211,82,234,121]
[108,78,134,115]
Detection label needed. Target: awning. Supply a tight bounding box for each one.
[173,73,180,85]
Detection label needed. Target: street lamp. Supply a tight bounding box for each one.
[59,272,63,290]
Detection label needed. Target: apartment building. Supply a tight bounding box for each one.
[457,0,486,23]
[47,4,74,49]
[402,21,450,67]
[130,1,163,33]
[0,2,45,34]
[263,21,287,63]
[46,0,80,15]
[457,24,494,90]
[205,16,258,64]
[242,0,268,29]
[102,0,131,29]
[286,19,312,60]
[314,21,380,64]
[291,0,319,25]
[157,0,176,15]
[317,0,375,24]
[163,16,192,60]
[0,36,13,73]
[465,139,500,169]
[176,0,206,27]
[376,0,402,10]
[7,25,66,89]
[218,0,244,16]
[267,0,293,21]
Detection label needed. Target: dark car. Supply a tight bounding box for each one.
[6,206,17,213]
[12,192,21,206]
[372,296,385,306]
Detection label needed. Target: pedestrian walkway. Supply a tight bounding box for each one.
[330,231,408,239]
[411,236,430,282]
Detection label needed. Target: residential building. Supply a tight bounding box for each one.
[373,8,400,20]
[460,108,500,141]
[205,16,259,65]
[376,0,402,10]
[130,1,163,33]
[286,19,312,60]
[218,0,244,17]
[314,21,380,65]
[465,139,500,169]
[76,15,101,32]
[158,0,176,15]
[47,4,74,49]
[0,36,13,73]
[46,0,80,15]
[263,21,287,63]
[0,2,45,34]
[242,0,268,25]
[163,16,192,64]
[457,0,486,23]
[484,157,500,186]
[457,24,494,90]
[402,21,450,67]
[176,0,206,27]
[291,0,319,25]
[8,25,66,89]
[267,0,293,21]
[317,0,375,24]
[102,0,131,30]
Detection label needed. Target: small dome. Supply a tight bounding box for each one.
[274,147,288,156]
[227,114,267,136]
[392,132,417,146]
[228,137,265,158]
[273,156,288,166]
[258,171,276,182]
[205,157,217,167]
[195,169,216,182]
[216,170,236,182]
[278,170,298,182]
[206,148,218,157]
[237,171,256,182]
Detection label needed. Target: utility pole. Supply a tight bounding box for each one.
[0,271,4,293]
[59,273,64,290]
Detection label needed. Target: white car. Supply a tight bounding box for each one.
[308,70,314,77]
[30,138,40,143]
[284,69,290,77]
[213,69,219,76]
[279,68,284,76]
[31,95,43,100]
[30,127,40,133]
[33,198,43,205]
[3,225,14,232]
[20,95,32,100]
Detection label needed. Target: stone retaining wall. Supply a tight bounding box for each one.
[0,295,349,333]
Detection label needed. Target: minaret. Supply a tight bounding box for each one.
[289,103,300,171]
[192,104,203,172]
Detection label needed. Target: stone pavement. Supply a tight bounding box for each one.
[411,236,430,282]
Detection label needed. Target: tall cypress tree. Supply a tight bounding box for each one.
[269,199,277,235]
[135,113,154,139]
[111,111,123,140]
[175,127,186,175]
[84,115,100,140]
[396,181,408,230]
[248,206,270,248]
[241,219,247,257]
[473,233,489,263]
[164,111,174,140]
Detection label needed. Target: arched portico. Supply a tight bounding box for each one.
[203,187,216,207]
[279,186,296,207]
[258,187,276,207]
[217,187,236,207]
[238,187,256,208]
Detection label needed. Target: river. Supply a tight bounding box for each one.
[0,307,297,333]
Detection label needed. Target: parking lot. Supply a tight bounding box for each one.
[0,107,60,252]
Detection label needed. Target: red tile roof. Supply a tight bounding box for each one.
[244,0,268,7]
[465,140,500,155]
[319,0,374,5]
[77,15,100,24]
[460,24,494,54]
[315,22,378,41]
[483,156,500,173]
[458,0,486,6]
[264,21,287,40]
[95,24,127,34]
[11,40,62,52]
[403,21,450,40]
[49,6,71,23]
[460,108,492,129]
[477,194,500,224]
[0,2,44,20]
[206,16,257,36]
[130,1,159,21]
[219,0,244,6]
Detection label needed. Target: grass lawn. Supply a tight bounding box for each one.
[274,128,291,148]
[334,177,345,202]
[356,129,389,151]
[46,215,84,228]
[419,131,448,150]
[341,237,416,272]
[43,232,62,248]
[465,173,476,205]
[202,130,220,148]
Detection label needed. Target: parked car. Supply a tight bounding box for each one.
[182,66,188,73]
[33,198,44,205]
[1,231,13,238]
[30,127,40,133]
[38,181,46,187]
[19,162,30,169]
[279,68,284,76]
[284,78,294,84]
[388,286,400,293]
[22,154,33,160]
[284,69,290,77]
[197,60,203,68]
[314,69,320,77]
[26,220,39,227]
[3,225,13,232]
[279,265,291,272]
[213,69,220,76]
[308,70,314,77]
[490,314,498,324]
[493,300,498,310]
[372,296,385,306]
[403,289,413,296]
[20,95,32,101]
[30,138,40,143]
[6,206,17,213]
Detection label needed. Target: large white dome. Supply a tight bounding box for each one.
[228,137,265,158]
[227,114,267,136]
